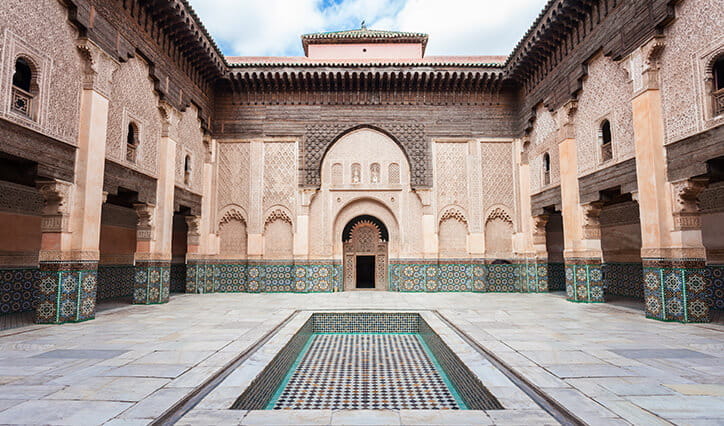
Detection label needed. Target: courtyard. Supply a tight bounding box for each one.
[0,292,721,425]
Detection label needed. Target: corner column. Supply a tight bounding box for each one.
[35,41,115,324]
[558,100,604,303]
[630,37,710,322]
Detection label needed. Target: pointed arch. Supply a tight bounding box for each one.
[438,205,468,257]
[485,206,514,258]
[218,205,248,257]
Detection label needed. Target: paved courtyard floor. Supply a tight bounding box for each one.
[0,292,721,425]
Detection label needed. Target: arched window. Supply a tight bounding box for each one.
[370,163,380,183]
[713,56,724,116]
[542,152,551,186]
[388,163,400,184]
[351,163,361,184]
[126,122,139,163]
[331,163,342,186]
[184,155,192,185]
[599,120,613,163]
[11,57,36,118]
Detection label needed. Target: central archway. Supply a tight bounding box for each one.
[342,215,389,291]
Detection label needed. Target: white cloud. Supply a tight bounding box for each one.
[188,0,547,57]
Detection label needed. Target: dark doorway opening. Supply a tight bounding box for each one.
[356,256,375,288]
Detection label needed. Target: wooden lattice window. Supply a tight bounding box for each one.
[11,57,37,119]
[599,120,613,163]
[542,152,551,186]
[126,122,139,163]
[713,56,724,116]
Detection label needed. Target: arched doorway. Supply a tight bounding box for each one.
[343,215,389,290]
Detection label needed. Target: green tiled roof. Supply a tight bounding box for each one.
[302,28,428,40]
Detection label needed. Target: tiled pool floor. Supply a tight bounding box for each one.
[271,334,462,410]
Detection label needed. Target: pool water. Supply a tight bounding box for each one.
[267,333,466,410]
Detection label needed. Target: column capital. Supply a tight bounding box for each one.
[185,215,201,246]
[581,201,603,240]
[36,179,73,233]
[670,177,708,230]
[532,214,549,246]
[133,203,156,241]
[76,39,118,98]
[557,99,578,141]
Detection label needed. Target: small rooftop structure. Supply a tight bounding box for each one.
[301,26,430,60]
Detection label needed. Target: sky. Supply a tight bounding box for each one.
[186,0,549,57]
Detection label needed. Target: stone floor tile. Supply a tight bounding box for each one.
[399,409,492,425]
[0,399,132,425]
[545,364,635,378]
[331,409,401,425]
[101,364,190,379]
[34,349,128,359]
[663,384,724,396]
[117,387,192,419]
[485,409,558,425]
[241,409,332,425]
[0,384,65,399]
[519,350,605,365]
[628,395,724,419]
[46,376,169,402]
[594,397,673,425]
[176,408,247,425]
[513,366,570,388]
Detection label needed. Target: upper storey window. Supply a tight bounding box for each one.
[542,152,551,186]
[11,57,37,119]
[599,120,613,163]
[713,56,724,117]
[370,163,380,183]
[184,155,192,185]
[126,123,139,163]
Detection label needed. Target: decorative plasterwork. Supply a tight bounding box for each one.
[184,215,200,246]
[77,38,118,98]
[264,208,293,230]
[532,214,550,246]
[671,178,709,230]
[133,203,156,241]
[439,207,468,224]
[36,179,73,233]
[581,202,603,240]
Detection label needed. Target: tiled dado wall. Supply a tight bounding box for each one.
[186,261,343,293]
[388,261,549,293]
[704,264,724,311]
[97,265,135,301]
[0,268,39,315]
[548,263,565,291]
[643,259,710,323]
[603,263,644,299]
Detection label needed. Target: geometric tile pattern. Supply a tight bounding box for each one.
[186,261,342,294]
[704,265,724,310]
[271,334,462,410]
[232,318,315,410]
[97,265,134,301]
[313,312,418,333]
[388,261,547,293]
[35,261,97,324]
[0,268,39,315]
[170,263,187,293]
[419,318,503,410]
[133,261,170,304]
[603,262,644,299]
[643,258,709,323]
[565,259,605,303]
[548,262,566,291]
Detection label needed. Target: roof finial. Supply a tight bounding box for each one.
[360,20,367,30]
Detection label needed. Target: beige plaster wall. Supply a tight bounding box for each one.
[0,212,41,263]
[659,0,724,144]
[0,0,82,145]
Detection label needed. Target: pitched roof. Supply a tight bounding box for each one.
[301,28,429,55]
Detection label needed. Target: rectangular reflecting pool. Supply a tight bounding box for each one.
[231,312,503,411]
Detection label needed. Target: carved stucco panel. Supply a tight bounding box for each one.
[435,142,468,214]
[575,52,635,175]
[660,0,724,143]
[174,104,205,192]
[217,142,251,214]
[106,56,161,175]
[528,104,559,194]
[263,141,297,215]
[481,142,514,218]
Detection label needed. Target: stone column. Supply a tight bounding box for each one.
[34,41,116,324]
[557,100,605,303]
[187,137,215,294]
[629,37,710,322]
[527,213,550,292]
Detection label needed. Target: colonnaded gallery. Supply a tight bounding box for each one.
[0,0,722,326]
